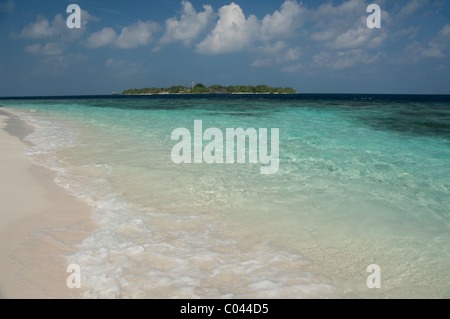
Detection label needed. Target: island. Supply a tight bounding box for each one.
[122,84,296,95]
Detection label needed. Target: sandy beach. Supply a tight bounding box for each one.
[0,110,95,299]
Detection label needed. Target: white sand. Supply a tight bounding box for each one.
[0,112,95,299]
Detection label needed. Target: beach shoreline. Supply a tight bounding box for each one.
[0,110,95,299]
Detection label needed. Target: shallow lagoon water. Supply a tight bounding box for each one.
[3,94,449,298]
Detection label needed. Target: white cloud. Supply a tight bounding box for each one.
[251,42,301,68]
[251,58,272,67]
[261,0,304,41]
[86,21,160,49]
[313,49,380,69]
[311,1,385,40]
[439,24,450,37]
[284,47,301,61]
[311,29,335,42]
[19,10,97,40]
[86,27,117,48]
[421,24,450,58]
[116,21,160,49]
[257,41,286,56]
[333,26,386,50]
[194,0,305,55]
[310,1,388,54]
[333,27,371,49]
[105,58,120,68]
[20,15,56,38]
[25,42,67,55]
[161,1,214,45]
[313,0,366,23]
[422,45,444,58]
[393,41,423,64]
[196,2,259,55]
[281,62,302,73]
[17,0,431,74]
[20,10,98,59]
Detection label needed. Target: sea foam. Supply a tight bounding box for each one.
[7,107,334,299]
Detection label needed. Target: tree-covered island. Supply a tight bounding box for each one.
[122,84,296,95]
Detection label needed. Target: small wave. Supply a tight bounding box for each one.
[7,108,334,299]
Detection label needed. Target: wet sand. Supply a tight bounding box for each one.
[0,110,95,298]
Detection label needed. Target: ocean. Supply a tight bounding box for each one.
[1,94,449,298]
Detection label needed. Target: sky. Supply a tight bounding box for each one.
[0,0,449,96]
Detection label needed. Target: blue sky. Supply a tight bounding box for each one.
[0,0,449,96]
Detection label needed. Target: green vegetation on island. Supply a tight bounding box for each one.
[122,84,296,95]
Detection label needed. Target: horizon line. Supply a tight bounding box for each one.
[2,92,450,99]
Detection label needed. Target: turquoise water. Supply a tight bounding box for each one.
[2,95,449,298]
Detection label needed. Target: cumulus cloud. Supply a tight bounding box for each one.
[17,0,440,74]
[195,1,305,55]
[161,1,214,45]
[116,21,160,49]
[19,10,97,40]
[196,2,259,55]
[86,27,117,48]
[312,1,372,40]
[20,15,57,38]
[86,21,160,49]
[312,0,366,24]
[261,0,305,41]
[19,10,98,61]
[310,0,389,55]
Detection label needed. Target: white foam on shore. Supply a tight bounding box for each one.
[6,108,334,299]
